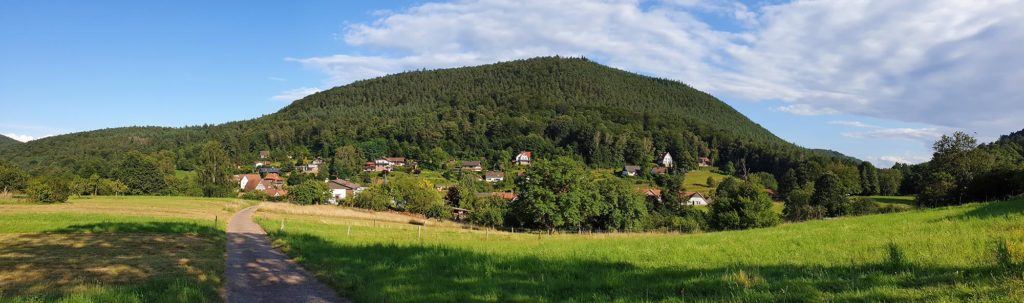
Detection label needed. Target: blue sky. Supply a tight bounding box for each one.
[3,0,1022,167]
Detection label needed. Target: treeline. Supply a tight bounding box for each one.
[894,130,1024,206]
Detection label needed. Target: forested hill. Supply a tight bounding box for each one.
[0,134,20,148]
[0,57,852,175]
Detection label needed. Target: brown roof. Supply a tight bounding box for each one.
[385,157,406,163]
[680,192,704,199]
[477,192,517,201]
[242,174,262,191]
[624,165,641,173]
[263,173,283,181]
[651,167,668,174]
[264,188,287,197]
[485,171,504,178]
[517,151,532,158]
[461,161,482,167]
[636,187,662,199]
[328,179,361,190]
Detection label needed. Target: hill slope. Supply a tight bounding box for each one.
[0,57,846,174]
[0,134,20,148]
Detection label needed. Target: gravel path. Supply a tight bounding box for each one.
[225,206,347,303]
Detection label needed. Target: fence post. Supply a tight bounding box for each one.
[279,219,285,233]
[214,215,218,228]
[418,225,422,241]
[347,224,351,237]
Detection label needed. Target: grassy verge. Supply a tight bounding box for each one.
[0,196,250,302]
[258,199,1024,302]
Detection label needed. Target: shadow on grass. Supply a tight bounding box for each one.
[270,232,1022,303]
[943,199,1024,221]
[0,222,223,302]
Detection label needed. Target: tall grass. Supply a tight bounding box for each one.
[258,198,1024,302]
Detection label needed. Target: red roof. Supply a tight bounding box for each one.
[636,187,662,199]
[328,179,361,190]
[263,173,283,181]
[264,188,287,197]
[518,151,532,158]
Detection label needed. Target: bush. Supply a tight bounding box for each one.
[289,180,330,205]
[352,187,391,211]
[26,176,71,203]
[850,197,880,215]
[707,178,779,230]
[241,191,270,201]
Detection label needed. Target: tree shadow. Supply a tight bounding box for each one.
[0,222,223,302]
[941,199,1024,221]
[270,232,1022,302]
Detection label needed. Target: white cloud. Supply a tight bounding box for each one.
[271,87,321,102]
[878,154,932,165]
[829,120,879,128]
[3,133,48,142]
[292,0,1024,137]
[771,104,838,116]
[842,127,945,141]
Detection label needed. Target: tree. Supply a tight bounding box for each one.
[811,173,849,217]
[468,197,508,228]
[877,169,903,196]
[916,172,957,207]
[196,141,234,197]
[778,168,799,198]
[116,151,168,195]
[351,186,390,211]
[707,178,779,230]
[0,161,29,193]
[289,180,330,205]
[750,172,778,191]
[330,145,364,179]
[783,187,822,222]
[386,176,447,218]
[511,157,594,232]
[594,178,648,231]
[26,176,71,203]
[706,176,717,188]
[858,161,880,195]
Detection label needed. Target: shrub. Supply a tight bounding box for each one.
[352,187,391,211]
[289,180,330,205]
[26,176,71,203]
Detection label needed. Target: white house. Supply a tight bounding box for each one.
[327,179,364,204]
[513,151,532,165]
[680,192,709,206]
[621,165,641,177]
[239,174,261,191]
[484,171,505,183]
[658,152,674,167]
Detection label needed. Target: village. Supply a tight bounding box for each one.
[232,149,733,220]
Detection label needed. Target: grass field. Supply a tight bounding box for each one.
[683,169,729,196]
[0,196,250,302]
[257,198,1024,302]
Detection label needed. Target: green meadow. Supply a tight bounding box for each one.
[257,198,1024,302]
[0,196,248,302]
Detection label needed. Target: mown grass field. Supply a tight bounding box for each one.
[257,198,1024,302]
[0,196,250,302]
[683,168,729,197]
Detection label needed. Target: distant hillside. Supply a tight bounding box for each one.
[0,134,21,148]
[0,57,854,175]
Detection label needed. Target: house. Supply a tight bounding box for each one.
[680,192,709,206]
[484,171,505,183]
[259,150,270,159]
[264,188,288,198]
[658,152,674,167]
[636,187,663,202]
[258,167,281,175]
[239,174,262,191]
[294,164,319,174]
[451,207,471,221]
[698,157,712,167]
[254,161,266,168]
[262,173,285,186]
[765,189,780,200]
[622,165,641,177]
[311,157,324,166]
[384,157,406,167]
[364,161,387,172]
[327,179,364,204]
[650,167,668,175]
[476,192,518,201]
[513,151,532,165]
[460,161,483,172]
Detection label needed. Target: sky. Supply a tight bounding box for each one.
[2,0,1022,167]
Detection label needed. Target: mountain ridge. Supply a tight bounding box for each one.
[0,57,853,175]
